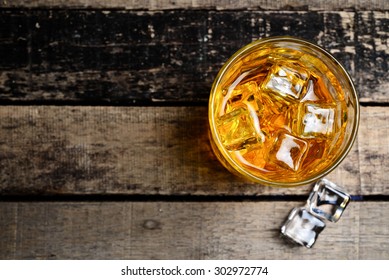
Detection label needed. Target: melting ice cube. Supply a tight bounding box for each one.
[263,62,309,100]
[269,132,308,171]
[296,102,336,138]
[300,80,319,102]
[236,145,267,170]
[225,81,262,114]
[307,178,351,222]
[281,207,326,248]
[281,179,351,248]
[217,106,263,151]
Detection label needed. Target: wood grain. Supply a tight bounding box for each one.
[0,10,388,104]
[1,0,388,10]
[0,105,385,196]
[0,0,387,262]
[358,107,389,195]
[0,201,387,259]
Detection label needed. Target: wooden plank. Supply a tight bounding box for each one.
[1,0,388,10]
[358,107,389,194]
[0,105,385,196]
[0,10,388,104]
[0,201,387,259]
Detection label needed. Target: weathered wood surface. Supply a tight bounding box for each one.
[0,201,388,259]
[0,10,388,104]
[0,105,386,196]
[0,0,388,261]
[2,0,388,10]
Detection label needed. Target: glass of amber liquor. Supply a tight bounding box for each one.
[209,37,359,187]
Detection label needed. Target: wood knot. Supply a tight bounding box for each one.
[142,219,161,230]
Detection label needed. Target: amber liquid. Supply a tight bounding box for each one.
[213,48,348,183]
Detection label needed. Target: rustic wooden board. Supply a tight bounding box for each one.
[0,105,385,196]
[0,10,388,104]
[358,106,389,194]
[2,0,388,10]
[0,0,387,263]
[0,201,387,259]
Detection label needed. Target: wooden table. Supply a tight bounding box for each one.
[0,0,388,259]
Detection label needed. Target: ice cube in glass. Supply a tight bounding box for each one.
[225,81,260,113]
[269,132,308,171]
[296,102,336,138]
[216,106,261,151]
[262,62,309,101]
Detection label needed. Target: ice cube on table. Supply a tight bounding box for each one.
[269,132,308,171]
[296,102,336,138]
[281,207,326,248]
[262,62,309,100]
[217,106,262,151]
[307,178,351,222]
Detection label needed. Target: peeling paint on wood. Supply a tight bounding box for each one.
[0,10,388,104]
[1,0,388,11]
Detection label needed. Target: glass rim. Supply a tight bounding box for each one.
[208,36,360,187]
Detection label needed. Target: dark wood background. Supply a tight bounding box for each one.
[0,0,388,259]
